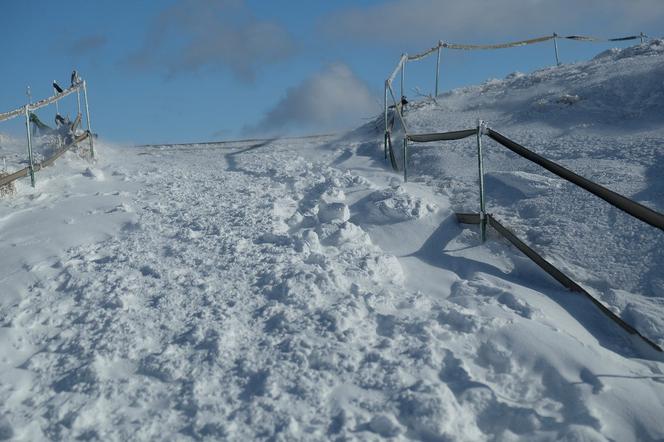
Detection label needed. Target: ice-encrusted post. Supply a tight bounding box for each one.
[435,42,442,97]
[640,32,645,44]
[83,79,95,159]
[403,137,408,183]
[476,120,487,242]
[53,80,59,115]
[553,33,560,66]
[400,55,405,100]
[384,80,389,160]
[24,105,35,187]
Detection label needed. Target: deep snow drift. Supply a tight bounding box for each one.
[1,41,664,441]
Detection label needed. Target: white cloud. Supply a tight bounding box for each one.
[321,0,664,45]
[126,0,294,81]
[244,63,378,135]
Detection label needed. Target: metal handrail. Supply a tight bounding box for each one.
[1,75,95,188]
[387,54,408,85]
[405,124,663,352]
[0,132,90,187]
[405,124,664,232]
[0,83,82,123]
[487,128,664,232]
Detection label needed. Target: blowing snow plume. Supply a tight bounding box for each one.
[125,0,294,81]
[244,63,378,136]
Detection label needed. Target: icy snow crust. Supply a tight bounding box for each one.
[1,42,664,440]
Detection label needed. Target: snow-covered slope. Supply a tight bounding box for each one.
[390,39,664,351]
[1,41,663,441]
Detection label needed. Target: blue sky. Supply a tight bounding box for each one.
[1,0,662,145]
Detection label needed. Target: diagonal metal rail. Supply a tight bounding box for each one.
[487,129,664,232]
[0,132,90,188]
[456,212,663,353]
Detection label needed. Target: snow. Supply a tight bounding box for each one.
[1,41,664,440]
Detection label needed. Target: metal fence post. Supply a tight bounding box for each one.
[384,80,389,160]
[24,105,36,187]
[435,43,441,97]
[82,80,95,159]
[553,33,560,66]
[400,56,405,100]
[476,120,487,242]
[403,137,408,182]
[53,80,59,115]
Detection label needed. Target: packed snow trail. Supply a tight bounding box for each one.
[1,136,663,441]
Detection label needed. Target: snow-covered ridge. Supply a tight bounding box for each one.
[396,39,664,135]
[1,41,663,440]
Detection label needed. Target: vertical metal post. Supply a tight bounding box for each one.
[435,43,441,97]
[400,57,405,100]
[26,86,34,142]
[640,32,645,44]
[24,106,36,187]
[384,80,389,160]
[553,33,560,66]
[403,137,408,182]
[77,88,82,116]
[82,80,95,159]
[53,80,59,115]
[476,120,487,242]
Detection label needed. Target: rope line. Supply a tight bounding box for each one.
[387,54,408,85]
[0,83,82,123]
[443,34,555,50]
[404,32,647,63]
[0,108,25,123]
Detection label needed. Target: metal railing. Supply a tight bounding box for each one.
[0,75,94,188]
[404,121,664,352]
[406,122,664,235]
[382,32,650,172]
[0,132,91,188]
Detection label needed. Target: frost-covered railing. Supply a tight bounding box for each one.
[383,32,649,164]
[0,132,91,188]
[0,75,94,188]
[382,32,659,353]
[404,121,664,352]
[405,123,664,235]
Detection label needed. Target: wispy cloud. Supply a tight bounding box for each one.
[320,0,664,45]
[244,63,378,136]
[69,35,108,54]
[125,0,295,81]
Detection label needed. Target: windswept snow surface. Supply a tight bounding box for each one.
[1,42,664,441]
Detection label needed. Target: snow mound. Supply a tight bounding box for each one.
[361,185,437,224]
[317,201,350,223]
